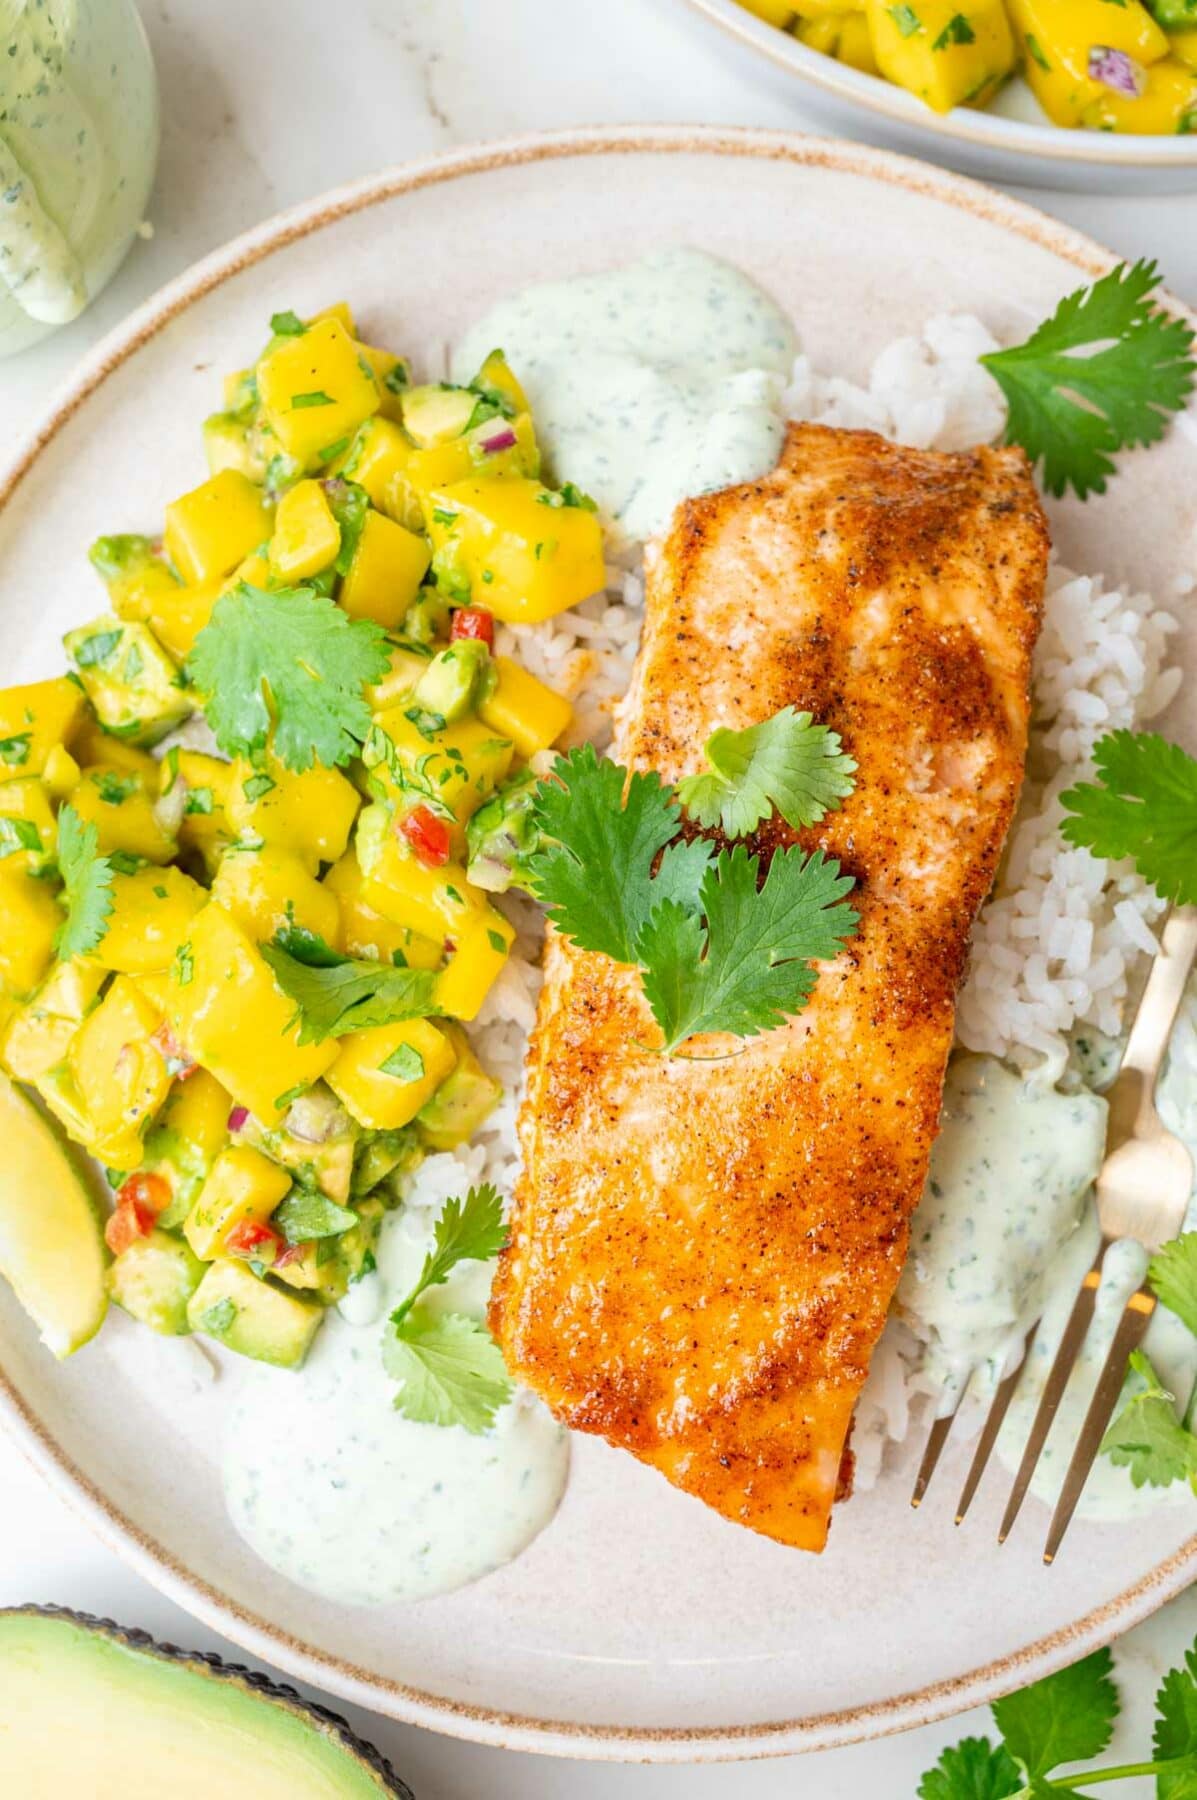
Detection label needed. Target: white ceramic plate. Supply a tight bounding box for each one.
[1,127,1196,1763]
[676,0,1197,193]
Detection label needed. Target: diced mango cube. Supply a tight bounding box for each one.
[326,1018,456,1130]
[426,477,605,624]
[164,469,274,585]
[364,707,514,838]
[433,909,515,1021]
[337,417,415,518]
[269,478,342,582]
[359,829,489,944]
[183,1144,292,1261]
[89,865,205,975]
[163,749,234,869]
[71,766,176,864]
[63,616,190,747]
[70,974,170,1166]
[355,343,410,422]
[165,904,337,1122]
[0,871,62,996]
[867,0,1016,110]
[478,656,573,758]
[1005,0,1167,121]
[225,757,359,870]
[324,851,444,967]
[212,844,340,947]
[1,960,104,1082]
[0,778,56,875]
[89,535,181,622]
[1080,53,1197,129]
[0,678,86,780]
[364,640,435,710]
[145,575,223,662]
[42,745,81,800]
[256,316,380,465]
[338,509,431,629]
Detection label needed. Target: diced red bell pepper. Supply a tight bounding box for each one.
[226,1219,284,1263]
[450,606,494,648]
[399,804,452,868]
[105,1199,156,1257]
[117,1171,172,1217]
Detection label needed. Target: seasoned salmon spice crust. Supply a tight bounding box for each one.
[491,422,1050,1552]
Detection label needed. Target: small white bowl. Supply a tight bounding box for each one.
[679,0,1197,192]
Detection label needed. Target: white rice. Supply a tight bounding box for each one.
[401,309,1193,1490]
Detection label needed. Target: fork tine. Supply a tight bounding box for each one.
[998,1248,1106,1542]
[955,1328,1036,1524]
[911,1402,962,1508]
[1043,1288,1156,1563]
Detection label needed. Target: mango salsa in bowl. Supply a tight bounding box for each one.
[0,299,601,1373]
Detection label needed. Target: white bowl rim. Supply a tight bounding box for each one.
[680,0,1197,167]
[2,123,1196,1763]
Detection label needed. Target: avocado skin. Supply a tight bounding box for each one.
[1,1604,414,1798]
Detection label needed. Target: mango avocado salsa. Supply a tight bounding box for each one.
[0,299,601,1372]
[739,0,1197,127]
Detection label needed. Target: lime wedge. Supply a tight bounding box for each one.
[0,1073,107,1357]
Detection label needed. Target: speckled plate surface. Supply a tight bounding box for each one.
[0,128,1195,1762]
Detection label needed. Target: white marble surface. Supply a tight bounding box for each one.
[2,2,1196,1794]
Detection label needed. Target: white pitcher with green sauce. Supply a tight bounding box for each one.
[0,0,158,359]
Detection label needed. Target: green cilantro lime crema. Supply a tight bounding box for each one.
[451,247,796,546]
[0,0,158,352]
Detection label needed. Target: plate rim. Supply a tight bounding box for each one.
[2,123,1195,1762]
[675,0,1197,169]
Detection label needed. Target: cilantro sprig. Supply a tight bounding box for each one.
[1060,730,1197,906]
[529,742,858,1056]
[187,583,390,771]
[981,259,1195,500]
[381,1184,512,1434]
[261,927,437,1044]
[53,803,114,961]
[1100,1233,1197,1491]
[677,707,857,838]
[920,1636,1197,1798]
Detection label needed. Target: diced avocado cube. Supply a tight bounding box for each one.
[186,1258,324,1368]
[466,768,541,894]
[88,535,181,622]
[140,1069,233,1230]
[364,639,434,710]
[64,616,191,747]
[268,478,341,583]
[416,1022,502,1149]
[202,411,270,483]
[400,383,477,448]
[273,1194,385,1305]
[400,585,452,647]
[351,1126,422,1197]
[240,1084,359,1205]
[409,640,491,727]
[469,347,530,418]
[107,1228,206,1335]
[0,778,56,876]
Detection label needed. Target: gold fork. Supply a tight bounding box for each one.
[911,904,1197,1559]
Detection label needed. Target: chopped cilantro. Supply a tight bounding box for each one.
[269,309,306,337]
[262,928,437,1043]
[290,390,334,409]
[54,804,114,961]
[379,1042,425,1082]
[932,12,976,45]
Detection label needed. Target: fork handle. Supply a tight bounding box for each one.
[1116,907,1197,1140]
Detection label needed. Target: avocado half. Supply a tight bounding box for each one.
[0,1606,414,1797]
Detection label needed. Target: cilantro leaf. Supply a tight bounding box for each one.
[54,803,114,960]
[261,935,437,1043]
[530,745,680,964]
[382,1312,512,1433]
[1154,1642,1197,1798]
[992,1647,1118,1779]
[677,707,856,838]
[636,846,858,1053]
[917,1736,1023,1800]
[272,1189,358,1244]
[187,583,390,771]
[1100,1350,1197,1490]
[389,1182,508,1329]
[981,259,1195,499]
[381,1185,511,1432]
[1060,730,1197,905]
[1149,1234,1197,1340]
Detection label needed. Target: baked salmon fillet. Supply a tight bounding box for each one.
[490,421,1050,1552]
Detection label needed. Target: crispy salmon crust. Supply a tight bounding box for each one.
[491,422,1050,1552]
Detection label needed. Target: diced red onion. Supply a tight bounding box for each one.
[1088,46,1143,95]
[479,426,518,454]
[227,1105,249,1133]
